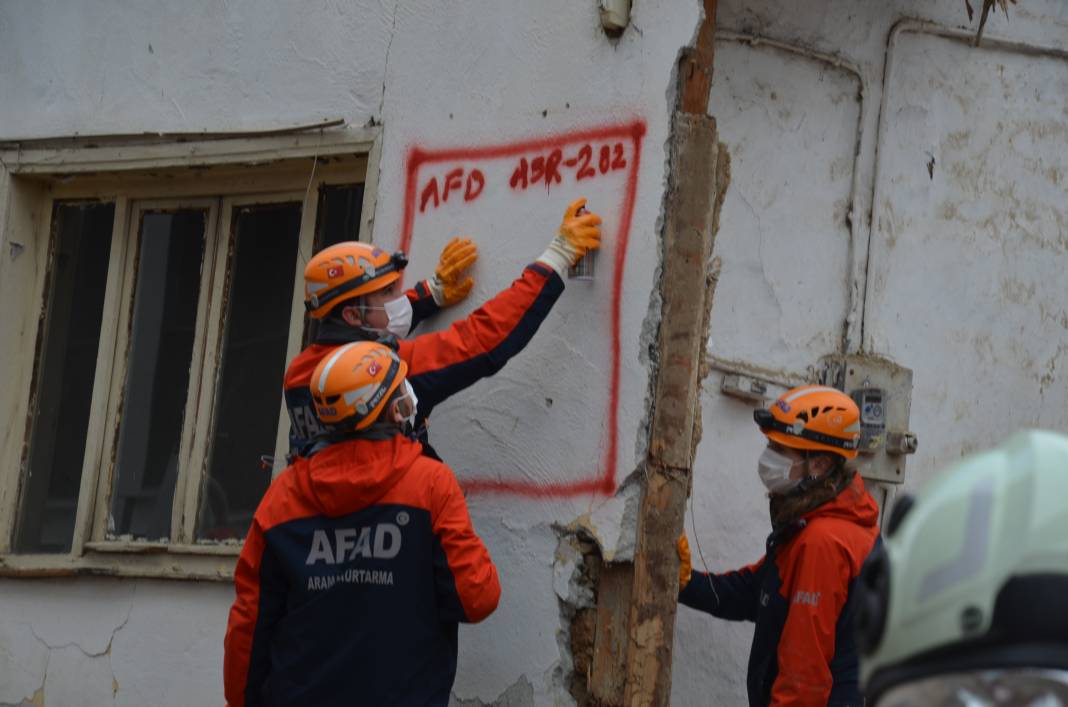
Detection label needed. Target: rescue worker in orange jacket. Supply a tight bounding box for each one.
[677,386,881,706]
[225,342,500,707]
[284,198,602,459]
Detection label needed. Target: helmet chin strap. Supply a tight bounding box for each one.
[357,298,372,328]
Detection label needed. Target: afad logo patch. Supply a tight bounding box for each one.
[775,400,792,413]
[306,524,402,565]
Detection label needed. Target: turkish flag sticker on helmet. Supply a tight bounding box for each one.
[327,266,343,279]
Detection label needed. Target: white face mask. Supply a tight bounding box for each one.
[758,447,803,494]
[364,295,414,338]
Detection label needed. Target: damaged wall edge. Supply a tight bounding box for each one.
[620,118,725,706]
[576,0,730,702]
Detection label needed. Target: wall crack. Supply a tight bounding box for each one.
[24,588,134,660]
[16,584,135,705]
[450,674,534,707]
[379,1,401,122]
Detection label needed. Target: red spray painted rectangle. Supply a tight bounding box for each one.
[398,120,646,497]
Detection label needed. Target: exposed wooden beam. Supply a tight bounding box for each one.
[588,1,727,704]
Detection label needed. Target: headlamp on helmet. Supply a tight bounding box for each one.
[754,386,861,460]
[304,242,409,319]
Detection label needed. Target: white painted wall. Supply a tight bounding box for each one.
[0,578,231,706]
[675,1,1068,705]
[0,1,699,705]
[3,0,1068,705]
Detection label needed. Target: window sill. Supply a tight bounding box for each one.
[84,540,242,556]
[0,544,240,581]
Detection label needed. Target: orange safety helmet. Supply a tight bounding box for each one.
[310,341,408,431]
[754,385,861,459]
[304,242,408,319]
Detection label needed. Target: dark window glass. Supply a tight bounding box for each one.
[16,202,115,553]
[315,183,364,250]
[110,210,206,540]
[303,184,364,345]
[197,203,302,541]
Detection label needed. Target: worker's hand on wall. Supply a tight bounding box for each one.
[429,237,478,306]
[677,534,692,591]
[537,197,603,277]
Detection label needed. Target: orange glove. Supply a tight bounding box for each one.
[558,198,603,259]
[429,237,478,306]
[677,535,692,591]
[537,197,603,277]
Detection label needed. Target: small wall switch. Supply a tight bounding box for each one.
[721,373,769,403]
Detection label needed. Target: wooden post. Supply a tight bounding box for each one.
[587,1,724,704]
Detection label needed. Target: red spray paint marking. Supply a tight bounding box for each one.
[400,119,646,498]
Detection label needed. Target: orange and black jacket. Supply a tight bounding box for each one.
[679,473,880,707]
[223,434,500,707]
[284,262,564,458]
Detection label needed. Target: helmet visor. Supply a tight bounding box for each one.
[875,669,1068,707]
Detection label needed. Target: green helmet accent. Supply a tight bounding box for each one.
[857,429,1068,703]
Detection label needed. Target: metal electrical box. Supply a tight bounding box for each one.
[821,354,917,484]
[821,355,917,529]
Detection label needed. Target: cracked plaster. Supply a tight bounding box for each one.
[1,580,135,657]
[0,579,229,707]
[673,3,1068,705]
[1,0,702,704]
[557,473,642,563]
[0,622,49,706]
[450,675,535,707]
[41,645,117,707]
[6,0,1066,705]
[0,581,132,707]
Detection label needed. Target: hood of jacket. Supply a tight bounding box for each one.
[296,434,424,517]
[802,471,880,529]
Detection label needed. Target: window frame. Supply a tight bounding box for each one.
[99,197,222,548]
[0,127,381,580]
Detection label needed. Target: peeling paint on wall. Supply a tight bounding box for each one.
[2,1,1068,706]
[0,1,702,703]
[450,675,535,707]
[675,4,1068,705]
[0,578,230,706]
[865,27,1068,477]
[550,530,601,705]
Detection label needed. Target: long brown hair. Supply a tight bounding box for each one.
[769,455,854,530]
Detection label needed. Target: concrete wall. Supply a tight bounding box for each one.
[2,0,1068,705]
[675,1,1068,704]
[0,1,698,705]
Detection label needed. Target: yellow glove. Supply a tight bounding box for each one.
[429,237,478,306]
[537,197,604,277]
[559,197,603,259]
[677,534,692,591]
